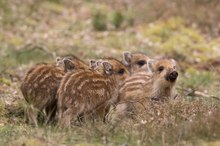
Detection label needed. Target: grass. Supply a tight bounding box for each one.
[179,68,216,90]
[1,99,219,146]
[0,0,220,146]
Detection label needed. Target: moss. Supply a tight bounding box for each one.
[140,17,220,64]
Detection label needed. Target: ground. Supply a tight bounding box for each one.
[0,0,220,146]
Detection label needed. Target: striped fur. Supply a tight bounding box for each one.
[123,52,151,74]
[57,58,129,128]
[108,58,178,122]
[20,55,89,126]
[57,55,89,72]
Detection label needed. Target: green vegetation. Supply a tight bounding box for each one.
[141,18,220,64]
[180,68,216,90]
[0,1,220,146]
[92,11,107,31]
[110,11,124,29]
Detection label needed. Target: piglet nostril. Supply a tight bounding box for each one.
[170,71,178,78]
[168,71,178,81]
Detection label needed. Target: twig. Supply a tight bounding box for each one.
[189,90,220,101]
[176,87,220,101]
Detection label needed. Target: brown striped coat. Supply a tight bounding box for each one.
[20,55,89,126]
[109,58,179,122]
[57,58,129,128]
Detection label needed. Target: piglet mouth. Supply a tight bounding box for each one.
[166,71,178,82]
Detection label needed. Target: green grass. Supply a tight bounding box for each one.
[110,11,124,29]
[179,68,216,90]
[0,0,220,146]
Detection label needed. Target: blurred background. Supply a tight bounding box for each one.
[1,0,220,93]
[1,1,220,63]
[0,0,220,145]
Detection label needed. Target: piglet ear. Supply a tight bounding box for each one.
[56,57,62,62]
[96,60,103,67]
[63,58,75,72]
[147,59,155,73]
[102,62,113,75]
[170,59,177,66]
[56,57,62,66]
[89,59,97,69]
[123,51,132,66]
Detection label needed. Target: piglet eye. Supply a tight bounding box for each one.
[158,66,164,72]
[137,60,146,66]
[118,69,125,75]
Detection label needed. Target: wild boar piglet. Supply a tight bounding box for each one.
[109,58,178,122]
[57,58,129,128]
[20,55,89,126]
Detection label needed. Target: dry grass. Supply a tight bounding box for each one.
[0,0,220,145]
[1,99,219,146]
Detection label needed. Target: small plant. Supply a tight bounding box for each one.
[111,11,123,29]
[92,11,107,31]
